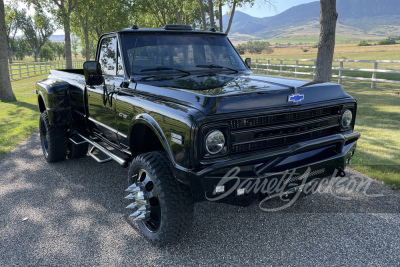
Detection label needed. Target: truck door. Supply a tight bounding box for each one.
[87,36,119,142]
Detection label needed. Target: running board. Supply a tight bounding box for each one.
[76,133,128,167]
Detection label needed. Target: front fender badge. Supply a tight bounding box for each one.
[288,94,304,103]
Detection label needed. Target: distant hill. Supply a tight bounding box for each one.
[223,0,400,41]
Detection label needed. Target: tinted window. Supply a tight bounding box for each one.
[122,34,246,74]
[98,37,117,75]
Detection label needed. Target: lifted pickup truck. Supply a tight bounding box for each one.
[36,24,360,245]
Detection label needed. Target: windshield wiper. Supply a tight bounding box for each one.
[196,64,239,74]
[140,67,191,76]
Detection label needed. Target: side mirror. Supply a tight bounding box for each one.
[244,58,251,69]
[83,61,103,86]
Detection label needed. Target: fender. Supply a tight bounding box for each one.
[129,113,192,175]
[36,78,71,126]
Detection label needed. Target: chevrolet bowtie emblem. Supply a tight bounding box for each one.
[288,94,304,103]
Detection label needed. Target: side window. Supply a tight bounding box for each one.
[98,37,117,75]
[117,44,124,76]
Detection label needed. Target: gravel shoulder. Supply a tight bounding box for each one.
[1,133,399,266]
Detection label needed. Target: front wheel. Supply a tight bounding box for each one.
[125,151,194,246]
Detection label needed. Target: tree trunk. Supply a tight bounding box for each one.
[175,9,182,24]
[0,0,16,101]
[208,0,214,28]
[314,0,338,82]
[225,1,236,35]
[83,23,90,61]
[185,13,189,25]
[219,2,223,32]
[198,0,207,30]
[64,15,73,69]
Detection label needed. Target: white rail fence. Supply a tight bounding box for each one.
[251,58,400,88]
[8,60,85,80]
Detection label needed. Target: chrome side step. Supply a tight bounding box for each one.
[76,133,128,167]
[88,146,112,163]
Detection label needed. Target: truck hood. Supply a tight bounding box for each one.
[134,73,349,115]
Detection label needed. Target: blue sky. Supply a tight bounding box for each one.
[222,0,318,18]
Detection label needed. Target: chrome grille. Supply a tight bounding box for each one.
[229,106,341,130]
[229,106,341,154]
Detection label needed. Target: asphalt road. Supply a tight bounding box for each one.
[1,133,400,266]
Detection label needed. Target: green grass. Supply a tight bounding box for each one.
[344,81,400,189]
[0,75,48,158]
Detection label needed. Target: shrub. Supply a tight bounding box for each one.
[235,44,246,55]
[357,40,370,46]
[234,41,274,55]
[312,43,318,48]
[39,46,54,61]
[377,37,396,45]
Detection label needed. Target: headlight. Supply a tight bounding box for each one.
[341,109,353,128]
[205,130,225,154]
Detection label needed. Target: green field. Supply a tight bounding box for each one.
[0,75,48,158]
[264,37,356,44]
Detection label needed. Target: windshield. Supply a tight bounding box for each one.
[121,33,247,75]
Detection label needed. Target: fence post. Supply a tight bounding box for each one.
[371,62,378,89]
[313,60,316,78]
[9,65,13,80]
[279,60,283,76]
[267,59,270,75]
[338,61,343,84]
[26,63,29,77]
[34,62,37,75]
[40,63,42,74]
[19,64,22,78]
[255,59,258,74]
[295,60,298,78]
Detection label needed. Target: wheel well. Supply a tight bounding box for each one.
[38,96,46,113]
[130,123,164,156]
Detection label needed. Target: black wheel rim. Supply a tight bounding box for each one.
[131,169,162,232]
[40,120,49,157]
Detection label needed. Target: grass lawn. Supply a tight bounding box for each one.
[0,75,48,158]
[344,80,400,189]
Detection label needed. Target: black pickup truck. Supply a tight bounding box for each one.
[36,24,360,245]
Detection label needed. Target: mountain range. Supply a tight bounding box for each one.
[222,0,400,41]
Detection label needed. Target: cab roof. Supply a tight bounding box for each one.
[116,24,227,35]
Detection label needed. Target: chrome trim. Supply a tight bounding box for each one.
[171,133,183,145]
[88,117,128,138]
[88,146,112,163]
[77,133,128,167]
[69,138,88,146]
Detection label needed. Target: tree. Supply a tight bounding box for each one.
[208,0,215,28]
[39,45,54,61]
[24,0,78,69]
[5,4,25,64]
[0,0,16,101]
[12,37,30,60]
[314,0,338,82]
[198,0,207,30]
[20,10,55,62]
